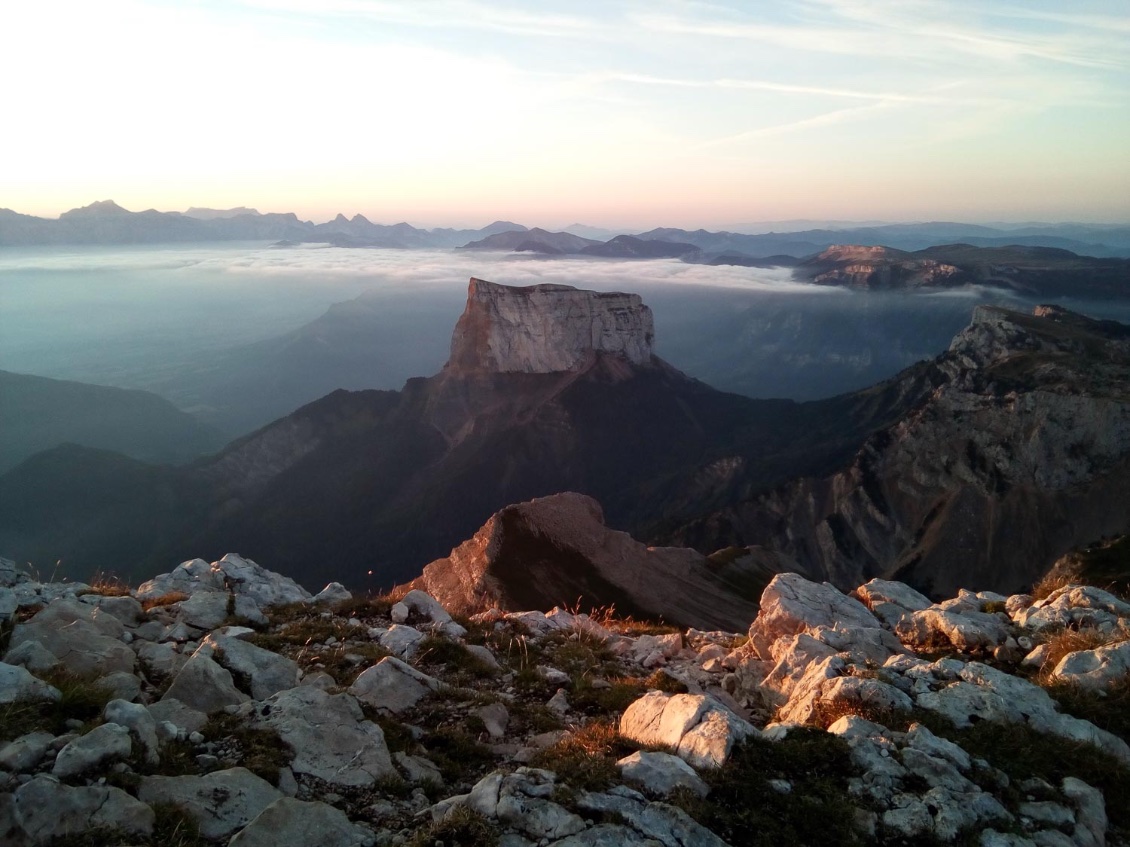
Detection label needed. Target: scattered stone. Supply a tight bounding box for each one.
[314,582,352,604]
[394,751,443,785]
[476,702,510,738]
[104,699,159,764]
[620,691,756,768]
[254,686,395,785]
[4,776,154,843]
[0,661,60,704]
[0,732,54,773]
[52,723,132,778]
[379,624,426,659]
[138,767,284,840]
[617,751,709,798]
[228,797,374,847]
[202,631,300,699]
[349,657,443,714]
[161,649,250,713]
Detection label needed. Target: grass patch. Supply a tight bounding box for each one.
[1047,675,1130,743]
[331,588,405,621]
[201,712,292,785]
[530,720,629,792]
[414,635,497,681]
[1035,626,1125,679]
[81,571,132,597]
[0,670,116,742]
[407,805,499,847]
[1033,534,1130,600]
[40,803,207,847]
[670,728,863,847]
[140,591,190,612]
[422,725,495,786]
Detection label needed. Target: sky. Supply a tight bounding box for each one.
[3,0,1129,228]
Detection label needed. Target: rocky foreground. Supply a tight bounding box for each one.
[2,553,1129,846]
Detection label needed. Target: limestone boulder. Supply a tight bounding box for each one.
[0,662,60,704]
[253,686,395,786]
[201,632,299,700]
[1050,639,1130,692]
[5,600,135,678]
[228,797,374,847]
[620,691,756,768]
[104,699,159,764]
[3,776,154,845]
[162,649,250,713]
[748,573,881,659]
[52,722,132,778]
[349,656,442,714]
[896,608,1011,652]
[0,731,54,773]
[138,767,283,840]
[618,750,709,798]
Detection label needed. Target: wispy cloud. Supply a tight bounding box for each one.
[235,0,602,38]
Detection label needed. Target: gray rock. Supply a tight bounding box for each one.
[896,608,1011,652]
[621,690,756,769]
[5,600,135,678]
[1018,801,1075,827]
[4,776,154,844]
[2,640,60,674]
[1051,640,1130,692]
[379,624,426,659]
[161,649,250,713]
[0,662,60,704]
[201,632,299,700]
[253,686,395,786]
[349,656,442,714]
[134,640,187,679]
[228,797,374,847]
[748,573,881,660]
[394,751,443,785]
[80,594,144,627]
[176,590,233,630]
[1063,776,1107,847]
[314,582,352,604]
[551,823,667,846]
[0,732,54,773]
[579,790,728,847]
[95,670,142,703]
[466,643,501,670]
[138,767,284,840]
[400,589,452,624]
[104,699,159,764]
[52,722,132,778]
[476,701,510,738]
[147,697,207,734]
[617,751,709,798]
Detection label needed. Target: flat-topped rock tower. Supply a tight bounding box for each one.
[446,277,655,374]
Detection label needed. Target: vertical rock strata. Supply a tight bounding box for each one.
[447,278,655,373]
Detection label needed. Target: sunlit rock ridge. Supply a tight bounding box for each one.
[446,277,655,374]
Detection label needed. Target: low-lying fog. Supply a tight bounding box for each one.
[4,242,1130,440]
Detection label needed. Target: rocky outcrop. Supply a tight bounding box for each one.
[412,492,771,631]
[1,557,1129,846]
[446,278,655,374]
[681,305,1130,596]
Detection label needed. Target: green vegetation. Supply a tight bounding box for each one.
[407,805,499,847]
[0,670,116,742]
[201,712,292,785]
[530,720,630,792]
[421,725,494,786]
[670,729,863,847]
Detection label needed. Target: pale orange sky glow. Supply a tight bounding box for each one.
[4,0,1129,228]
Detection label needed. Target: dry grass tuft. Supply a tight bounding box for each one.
[1036,625,1129,681]
[140,591,189,612]
[83,571,132,597]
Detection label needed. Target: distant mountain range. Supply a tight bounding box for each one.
[0,201,527,249]
[3,201,1129,258]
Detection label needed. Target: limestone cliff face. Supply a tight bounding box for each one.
[446,278,655,374]
[678,305,1130,597]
